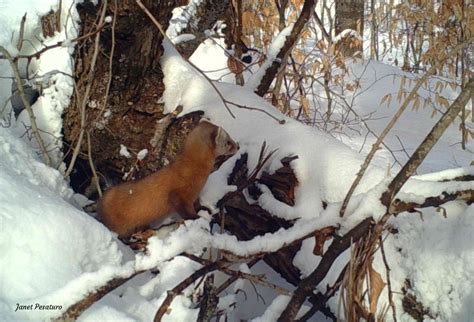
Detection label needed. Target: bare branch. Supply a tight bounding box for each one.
[0,46,51,165]
[65,1,108,177]
[185,254,292,295]
[17,13,27,51]
[86,131,102,197]
[57,271,142,321]
[340,39,474,218]
[255,0,317,96]
[0,21,109,62]
[381,78,474,208]
[392,190,474,214]
[380,235,397,322]
[278,217,374,321]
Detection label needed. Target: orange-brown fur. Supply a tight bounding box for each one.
[97,120,238,238]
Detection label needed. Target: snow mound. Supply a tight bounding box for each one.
[0,127,124,321]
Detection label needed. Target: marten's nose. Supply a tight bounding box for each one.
[236,143,240,150]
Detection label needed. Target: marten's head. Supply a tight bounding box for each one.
[193,119,239,157]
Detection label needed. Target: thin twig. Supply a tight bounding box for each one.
[339,38,474,218]
[381,78,474,208]
[379,235,397,322]
[225,100,286,124]
[87,131,102,197]
[154,262,220,322]
[94,0,117,124]
[65,1,108,177]
[185,254,292,295]
[0,46,51,166]
[0,21,109,62]
[215,258,260,295]
[17,13,27,51]
[56,0,62,32]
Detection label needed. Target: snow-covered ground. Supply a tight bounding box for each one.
[1,2,473,322]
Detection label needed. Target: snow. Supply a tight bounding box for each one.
[0,0,80,167]
[387,202,474,321]
[137,149,148,161]
[119,144,132,158]
[0,127,126,321]
[251,295,291,322]
[334,28,362,43]
[166,0,204,41]
[1,1,473,322]
[246,23,295,90]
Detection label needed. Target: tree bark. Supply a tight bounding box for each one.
[335,0,364,57]
[63,0,198,194]
[174,0,231,58]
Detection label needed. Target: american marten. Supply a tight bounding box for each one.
[97,120,239,238]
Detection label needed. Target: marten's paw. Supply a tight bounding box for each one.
[128,229,156,251]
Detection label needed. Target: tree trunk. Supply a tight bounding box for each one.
[174,0,231,58]
[335,0,364,57]
[63,0,196,195]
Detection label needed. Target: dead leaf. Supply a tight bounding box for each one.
[300,96,310,118]
[369,262,386,314]
[227,56,244,76]
[313,226,336,256]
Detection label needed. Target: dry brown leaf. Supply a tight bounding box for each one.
[300,95,310,118]
[313,226,336,256]
[227,56,244,76]
[438,95,450,109]
[369,262,386,314]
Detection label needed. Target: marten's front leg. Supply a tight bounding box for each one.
[169,192,199,220]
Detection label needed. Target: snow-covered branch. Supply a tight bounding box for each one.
[253,0,317,96]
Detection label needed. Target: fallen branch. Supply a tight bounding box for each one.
[392,190,474,214]
[57,271,142,321]
[278,217,374,321]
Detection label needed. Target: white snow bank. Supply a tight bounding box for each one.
[0,127,125,321]
[0,0,80,167]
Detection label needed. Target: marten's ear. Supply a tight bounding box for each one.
[210,127,219,146]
